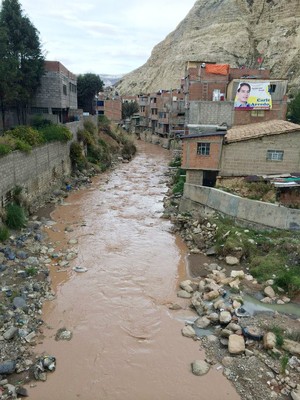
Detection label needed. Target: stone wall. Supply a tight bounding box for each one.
[180,183,300,231]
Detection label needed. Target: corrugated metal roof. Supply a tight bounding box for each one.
[225,120,300,143]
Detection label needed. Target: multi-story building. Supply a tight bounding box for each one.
[96,93,122,123]
[184,61,288,128]
[30,61,78,123]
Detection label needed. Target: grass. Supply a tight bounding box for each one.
[280,354,289,374]
[0,225,9,242]
[25,266,38,276]
[5,203,27,230]
[210,215,300,296]
[271,325,284,347]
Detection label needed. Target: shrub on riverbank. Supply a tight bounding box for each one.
[70,117,136,172]
[0,123,73,157]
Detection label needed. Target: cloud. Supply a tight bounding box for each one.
[20,0,196,75]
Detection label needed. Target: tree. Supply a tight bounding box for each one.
[77,73,104,114]
[287,91,300,124]
[122,101,139,120]
[0,0,45,128]
[0,26,19,131]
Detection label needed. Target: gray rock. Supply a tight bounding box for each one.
[3,327,18,340]
[194,316,211,329]
[226,256,239,265]
[219,311,232,325]
[182,325,196,338]
[264,285,276,299]
[191,360,210,376]
[0,360,16,374]
[177,290,192,299]
[13,296,27,309]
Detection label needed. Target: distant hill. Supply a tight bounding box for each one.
[99,74,124,88]
[116,0,300,95]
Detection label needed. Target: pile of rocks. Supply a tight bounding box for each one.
[175,263,300,400]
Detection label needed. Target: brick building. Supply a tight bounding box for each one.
[96,94,122,123]
[184,61,288,129]
[181,120,300,187]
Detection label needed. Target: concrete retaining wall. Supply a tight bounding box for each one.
[180,183,300,231]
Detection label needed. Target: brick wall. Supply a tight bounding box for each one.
[220,131,300,176]
[182,135,224,170]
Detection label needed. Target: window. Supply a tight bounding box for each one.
[97,100,104,106]
[140,106,145,112]
[197,142,210,156]
[269,84,276,93]
[251,110,265,117]
[30,107,49,114]
[267,150,284,161]
[98,110,104,115]
[63,84,67,95]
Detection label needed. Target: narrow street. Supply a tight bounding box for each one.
[28,141,239,400]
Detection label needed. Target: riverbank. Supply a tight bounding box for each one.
[163,183,300,400]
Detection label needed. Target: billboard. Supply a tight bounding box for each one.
[234,81,272,110]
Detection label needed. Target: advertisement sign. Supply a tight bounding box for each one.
[234,81,272,110]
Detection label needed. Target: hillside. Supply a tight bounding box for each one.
[116,0,300,95]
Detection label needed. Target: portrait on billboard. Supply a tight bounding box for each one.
[234,81,272,110]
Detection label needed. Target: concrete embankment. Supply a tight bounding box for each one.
[180,183,300,231]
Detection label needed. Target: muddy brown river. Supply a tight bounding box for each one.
[28,141,240,400]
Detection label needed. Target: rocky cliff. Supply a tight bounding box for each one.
[116,0,300,95]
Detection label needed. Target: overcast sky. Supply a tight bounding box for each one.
[19,0,196,76]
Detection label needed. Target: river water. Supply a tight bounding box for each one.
[28,141,240,400]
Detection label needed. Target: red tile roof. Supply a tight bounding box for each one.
[225,120,300,143]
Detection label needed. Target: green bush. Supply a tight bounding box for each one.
[41,125,72,142]
[83,120,97,136]
[7,125,44,146]
[0,225,9,242]
[274,269,300,296]
[5,203,27,229]
[169,157,181,168]
[30,115,53,129]
[271,326,284,347]
[77,129,95,146]
[172,175,186,195]
[0,142,12,156]
[250,253,286,282]
[70,142,87,170]
[14,138,32,153]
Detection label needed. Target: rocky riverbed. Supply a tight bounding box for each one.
[0,164,299,400]
[0,169,97,398]
[163,186,300,400]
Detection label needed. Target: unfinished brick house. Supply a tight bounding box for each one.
[30,61,78,123]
